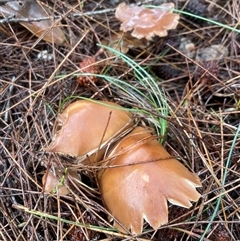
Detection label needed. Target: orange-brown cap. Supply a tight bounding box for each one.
[44,100,133,163]
[98,127,201,234]
[115,3,180,40]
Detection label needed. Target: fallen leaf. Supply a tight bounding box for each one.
[0,0,66,44]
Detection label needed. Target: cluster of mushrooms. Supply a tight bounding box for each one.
[43,99,201,234]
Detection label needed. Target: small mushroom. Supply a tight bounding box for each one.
[115,2,180,40]
[42,170,79,195]
[102,32,150,54]
[45,100,133,163]
[98,127,201,234]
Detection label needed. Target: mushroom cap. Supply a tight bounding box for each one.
[45,100,133,163]
[115,2,180,40]
[98,127,201,234]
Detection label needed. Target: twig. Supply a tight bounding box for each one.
[0,0,157,24]
[4,76,16,123]
[0,8,115,24]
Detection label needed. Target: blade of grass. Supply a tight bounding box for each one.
[97,44,169,140]
[12,204,133,238]
[144,5,240,33]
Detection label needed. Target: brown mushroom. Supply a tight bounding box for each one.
[42,170,79,195]
[98,127,201,234]
[45,100,133,164]
[102,32,150,54]
[115,2,180,40]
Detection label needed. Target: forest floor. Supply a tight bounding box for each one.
[0,0,239,240]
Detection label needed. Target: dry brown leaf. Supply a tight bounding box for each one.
[0,0,66,44]
[115,2,180,40]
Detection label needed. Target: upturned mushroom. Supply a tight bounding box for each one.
[115,2,180,40]
[45,100,133,163]
[98,127,201,234]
